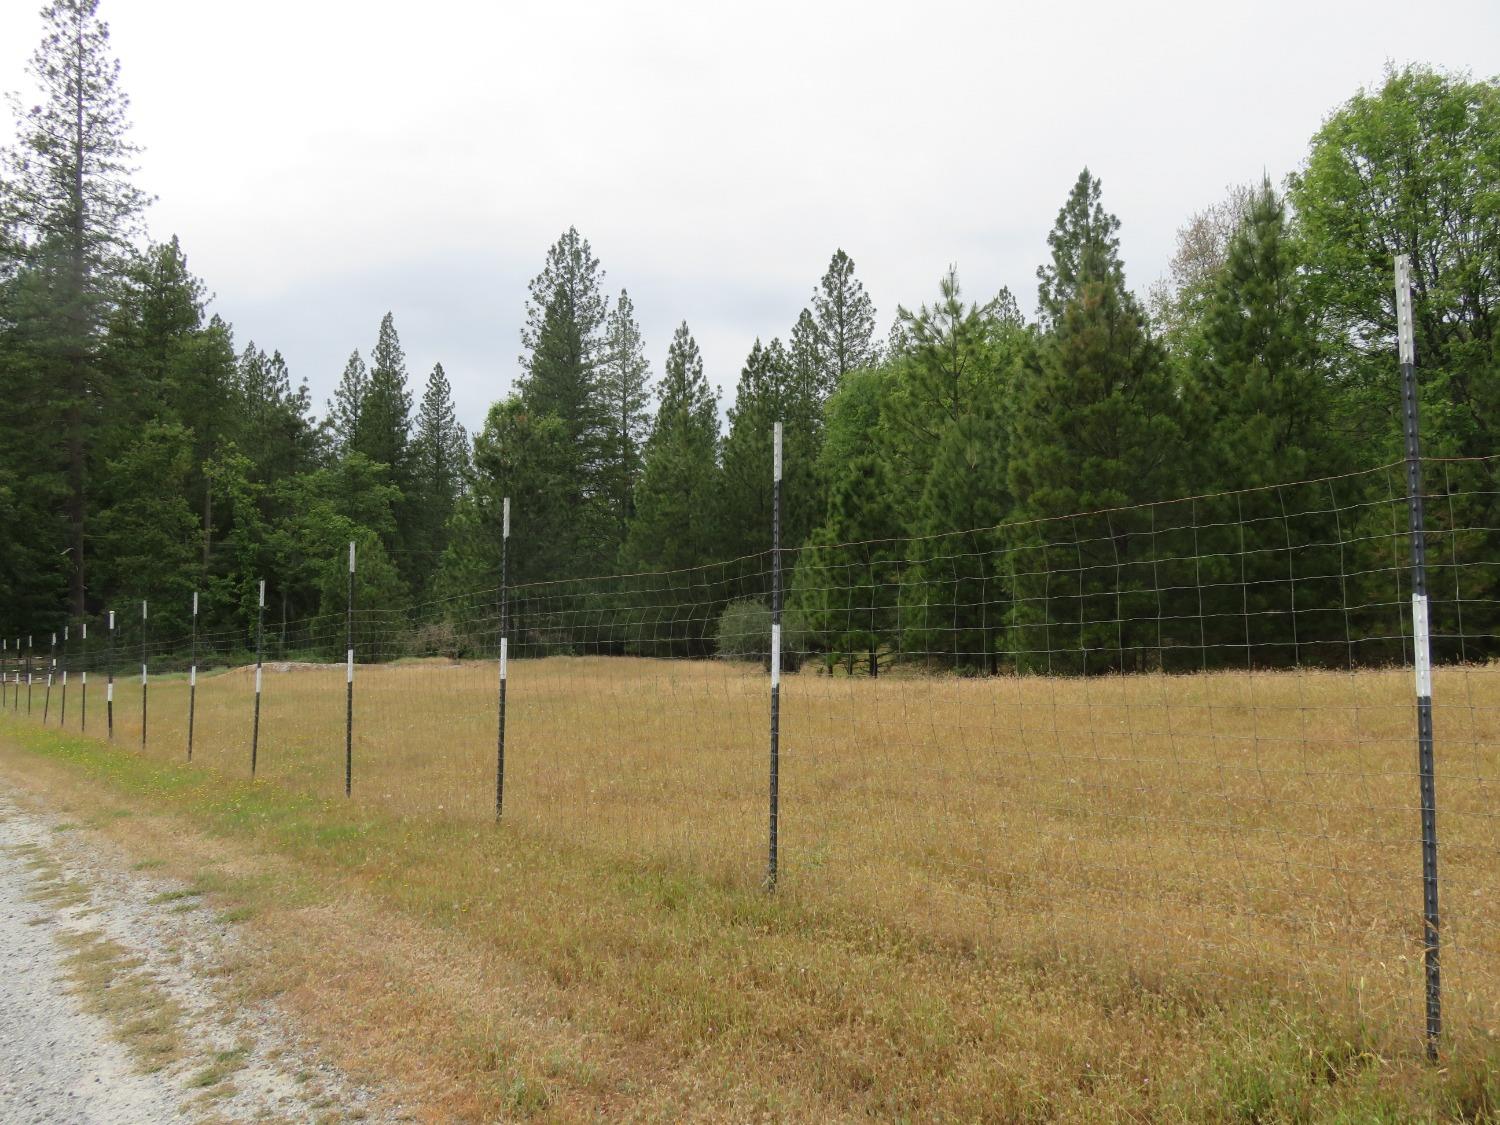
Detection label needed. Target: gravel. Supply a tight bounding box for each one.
[0,828,181,1123]
[0,792,406,1123]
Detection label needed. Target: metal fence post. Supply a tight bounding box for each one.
[79,621,87,731]
[188,592,198,760]
[105,614,114,739]
[768,421,783,890]
[59,625,68,726]
[1396,254,1441,1060]
[251,580,265,776]
[140,601,148,748]
[43,632,55,722]
[345,543,355,797]
[496,497,509,821]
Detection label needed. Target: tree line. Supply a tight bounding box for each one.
[2,1,1497,672]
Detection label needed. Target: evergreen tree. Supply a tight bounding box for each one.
[274,454,406,638]
[910,408,1011,671]
[598,289,652,544]
[879,269,1025,670]
[789,307,823,405]
[0,261,76,631]
[234,343,318,487]
[326,349,369,454]
[623,322,720,572]
[353,312,413,476]
[519,227,607,443]
[811,249,878,397]
[1014,172,1179,514]
[104,237,206,423]
[91,420,198,633]
[795,362,901,673]
[796,455,904,675]
[881,269,1015,512]
[1035,167,1124,326]
[188,313,241,578]
[436,397,576,595]
[1184,182,1352,666]
[1189,182,1334,488]
[718,338,820,560]
[1009,170,1183,673]
[517,227,611,571]
[814,364,889,494]
[0,0,150,615]
[409,361,469,588]
[99,237,234,595]
[199,442,269,630]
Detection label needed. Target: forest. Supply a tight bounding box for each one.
[1,0,1498,672]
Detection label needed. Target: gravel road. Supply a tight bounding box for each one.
[0,791,403,1123]
[0,820,181,1123]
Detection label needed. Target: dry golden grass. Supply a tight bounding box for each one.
[8,655,1500,1120]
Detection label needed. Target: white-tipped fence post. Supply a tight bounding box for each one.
[251,580,265,776]
[768,421,783,890]
[105,614,114,739]
[1397,254,1441,1060]
[188,592,198,760]
[496,497,510,821]
[59,625,69,726]
[43,632,55,722]
[140,601,148,748]
[79,622,87,731]
[345,542,355,798]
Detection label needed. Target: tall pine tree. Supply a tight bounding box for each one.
[518,228,612,572]
[624,322,720,572]
[353,312,413,476]
[436,397,576,595]
[0,0,150,615]
[719,338,820,560]
[789,307,823,405]
[1188,181,1335,488]
[326,349,369,454]
[598,288,652,546]
[1010,170,1183,672]
[811,248,878,396]
[882,270,1025,670]
[409,361,468,591]
[1184,181,1349,667]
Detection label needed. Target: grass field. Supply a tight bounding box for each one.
[3,655,1498,1120]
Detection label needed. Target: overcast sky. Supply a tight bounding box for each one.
[3,0,1498,432]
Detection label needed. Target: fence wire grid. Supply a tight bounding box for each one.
[3,454,1498,1060]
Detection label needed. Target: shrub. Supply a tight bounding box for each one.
[713,597,805,670]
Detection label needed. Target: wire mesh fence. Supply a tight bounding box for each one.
[2,454,1498,1062]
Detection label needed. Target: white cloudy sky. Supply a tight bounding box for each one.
[2,0,1498,431]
